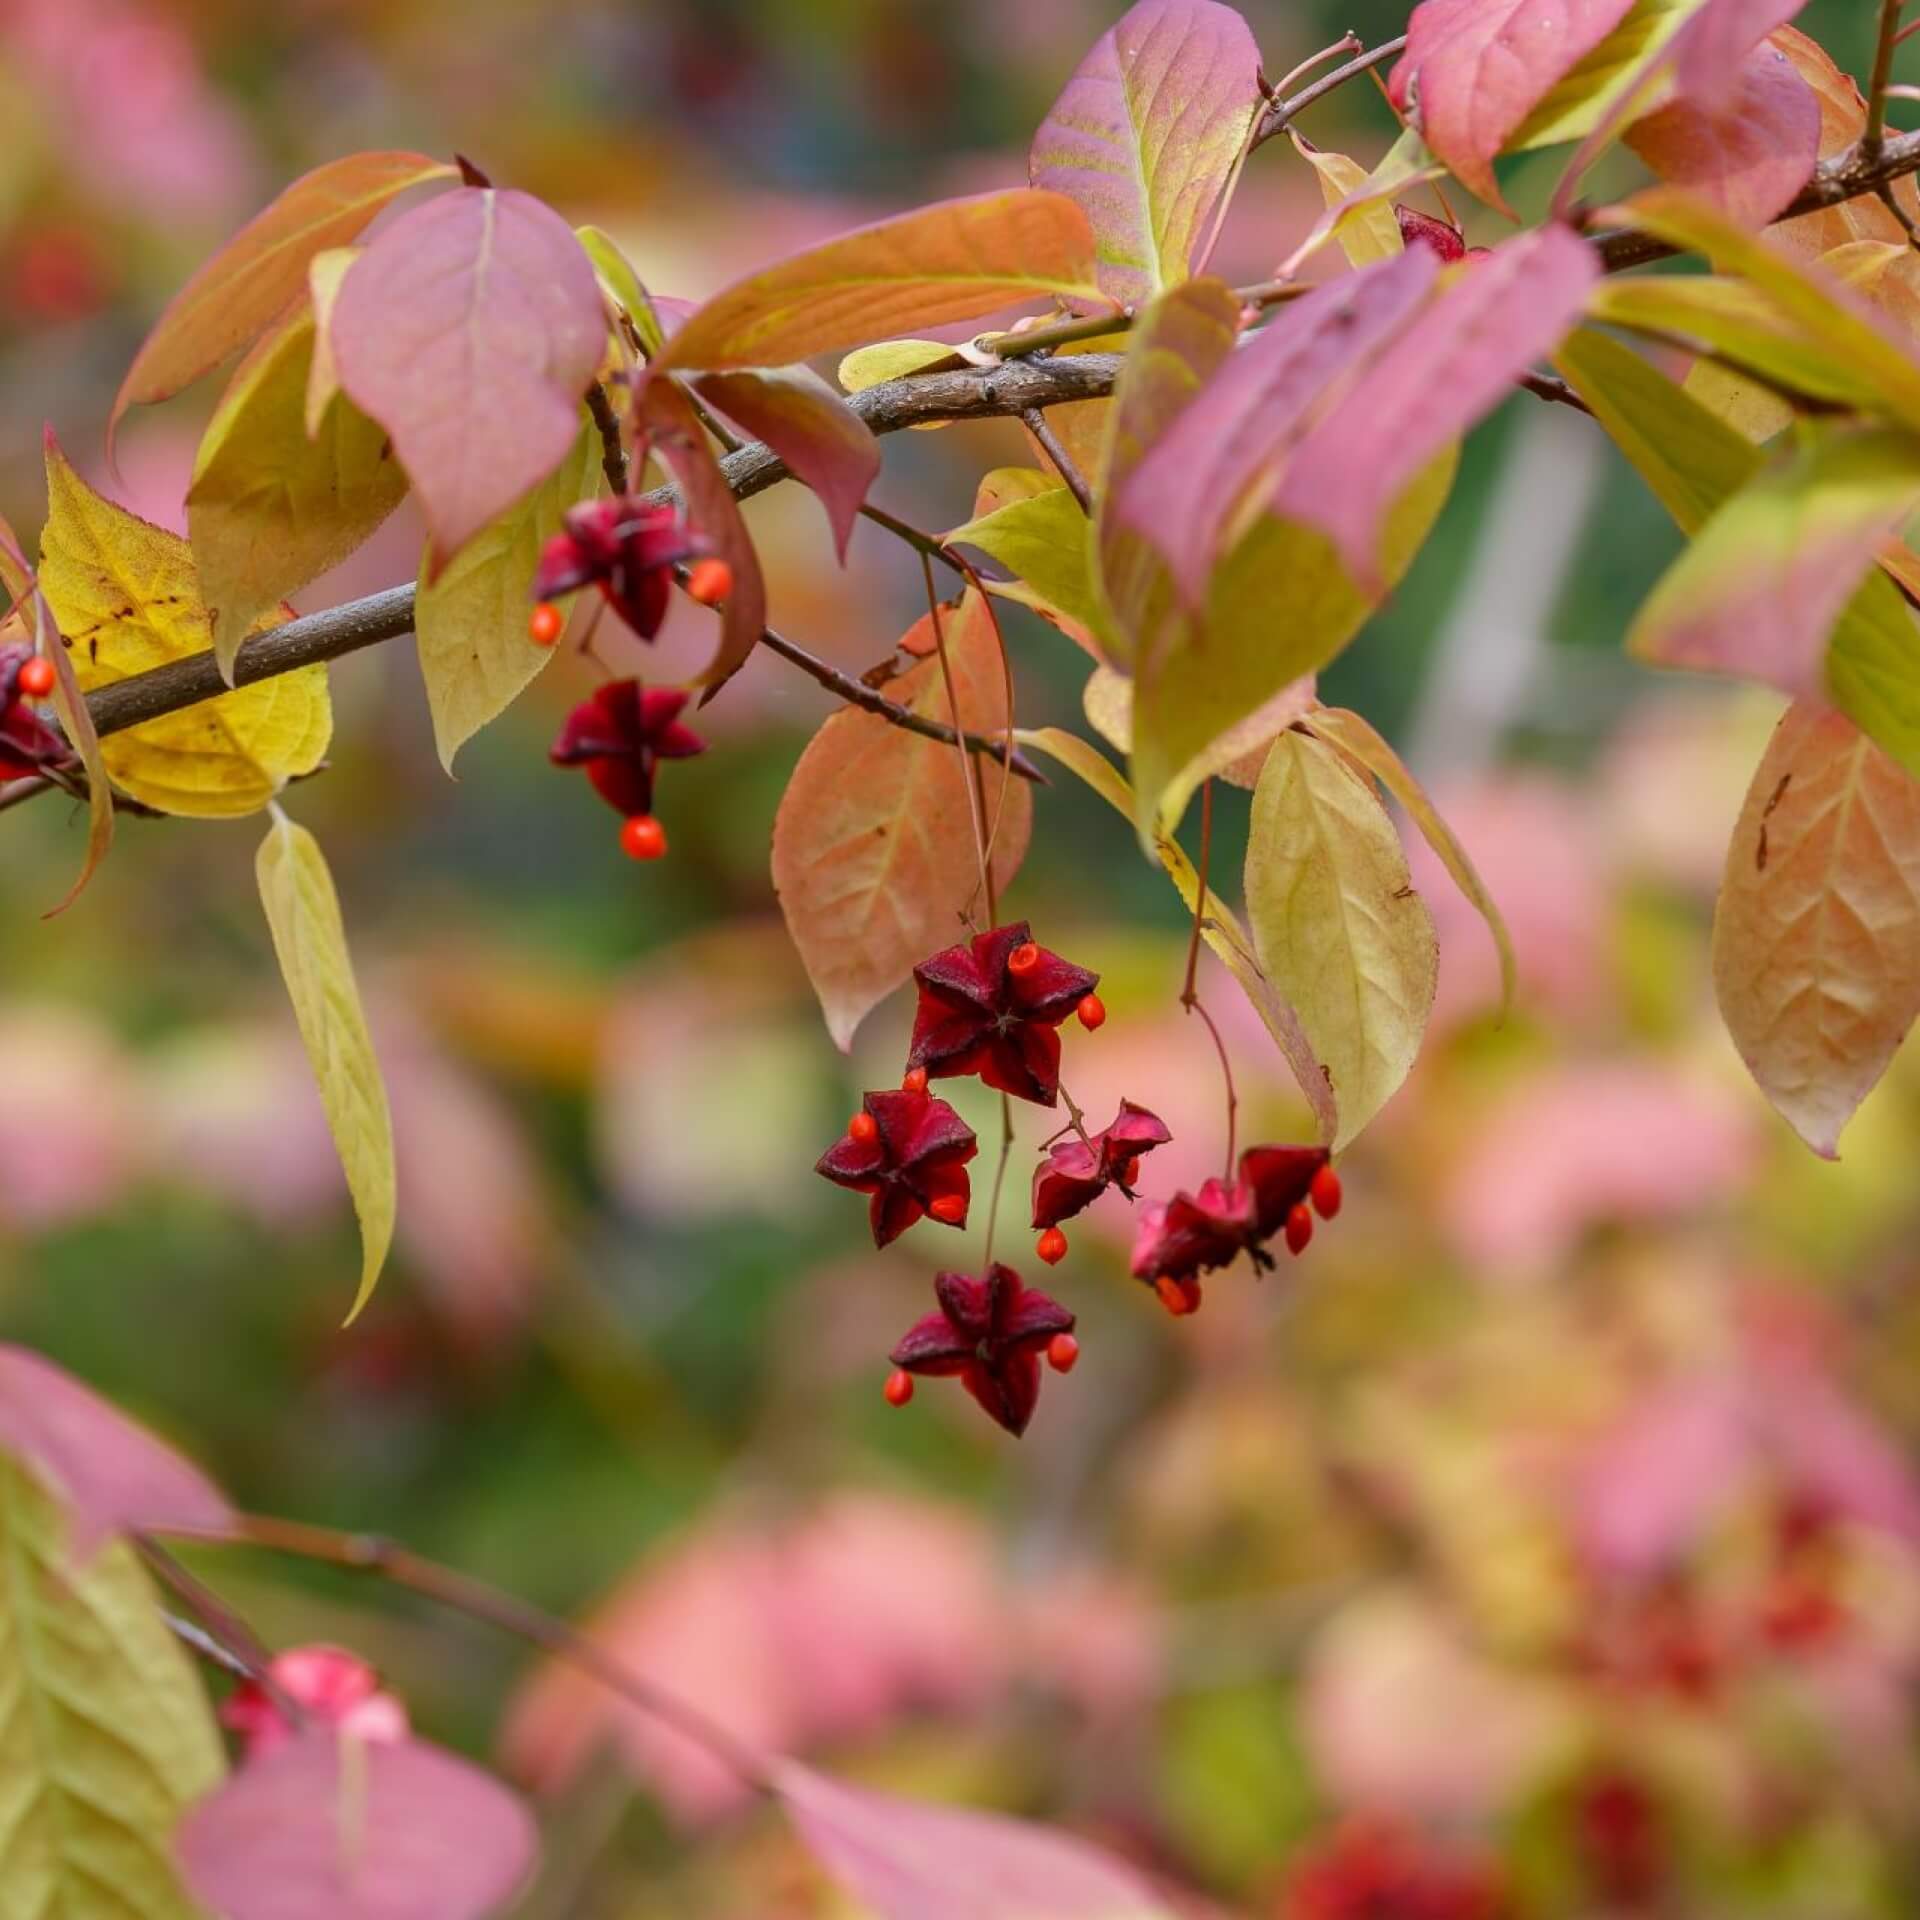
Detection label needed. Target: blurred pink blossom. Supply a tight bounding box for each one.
[0,1004,141,1229]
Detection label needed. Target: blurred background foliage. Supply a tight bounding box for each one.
[3,0,1919,1915]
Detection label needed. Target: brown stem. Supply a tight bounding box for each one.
[1019,409,1094,514]
[1180,782,1239,1176]
[922,552,994,924]
[136,1535,306,1726]
[166,1513,772,1796]
[1868,0,1907,159]
[585,382,630,495]
[1252,37,1409,147]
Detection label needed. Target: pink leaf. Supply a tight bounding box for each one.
[1270,226,1598,586]
[695,368,880,561]
[1113,249,1436,608]
[1029,0,1263,307]
[775,1763,1168,1920]
[1674,0,1810,110]
[0,1343,231,1558]
[1625,41,1820,227]
[331,187,605,576]
[178,1730,537,1920]
[1388,0,1637,207]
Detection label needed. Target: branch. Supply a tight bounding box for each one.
[1252,36,1408,147]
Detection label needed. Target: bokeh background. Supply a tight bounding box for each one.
[3,1,1918,1914]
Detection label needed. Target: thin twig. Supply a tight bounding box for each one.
[1867,0,1907,160]
[922,554,994,925]
[585,382,630,495]
[1180,783,1240,1178]
[1269,33,1362,100]
[137,1536,306,1725]
[1019,410,1094,514]
[165,1513,772,1795]
[1252,37,1409,146]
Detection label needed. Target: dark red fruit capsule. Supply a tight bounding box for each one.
[1075,993,1106,1031]
[883,1369,915,1408]
[620,814,668,860]
[1310,1164,1342,1220]
[1036,1226,1068,1265]
[1046,1332,1079,1374]
[1285,1203,1313,1255]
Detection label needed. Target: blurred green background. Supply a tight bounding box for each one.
[4,1,1920,1915]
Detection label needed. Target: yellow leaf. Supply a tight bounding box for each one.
[1713,699,1920,1156]
[1245,730,1436,1149]
[774,592,1030,1049]
[1305,705,1515,1017]
[1016,725,1336,1142]
[1289,134,1404,268]
[39,434,332,818]
[305,245,359,437]
[188,300,408,679]
[255,813,396,1321]
[837,339,956,429]
[416,419,600,772]
[1082,662,1316,792]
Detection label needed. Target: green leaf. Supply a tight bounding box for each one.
[256,813,396,1323]
[1245,730,1437,1150]
[1554,327,1920,780]
[188,300,409,681]
[1601,188,1920,433]
[1305,705,1515,1017]
[415,419,599,772]
[576,223,665,357]
[945,484,1107,639]
[838,339,955,395]
[0,1453,224,1920]
[1508,0,1705,151]
[1587,275,1905,417]
[1016,726,1337,1141]
[1129,455,1455,841]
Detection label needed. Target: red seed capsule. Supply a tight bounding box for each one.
[847,1110,879,1146]
[1007,941,1041,975]
[1046,1332,1079,1374]
[1036,1226,1068,1265]
[927,1192,967,1225]
[16,656,55,698]
[901,1066,928,1094]
[1117,1156,1141,1190]
[883,1369,914,1408]
[1075,993,1106,1031]
[685,557,733,607]
[527,601,565,646]
[1155,1274,1201,1317]
[619,814,668,860]
[1285,1203,1313,1255]
[1310,1164,1343,1220]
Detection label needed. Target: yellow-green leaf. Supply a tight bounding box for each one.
[1082,661,1316,791]
[304,245,358,438]
[416,418,599,771]
[255,813,396,1322]
[945,484,1107,640]
[188,301,408,680]
[1305,704,1515,1016]
[1279,126,1440,277]
[1713,699,1920,1156]
[1245,729,1437,1149]
[576,223,664,358]
[1016,725,1336,1141]
[0,1453,224,1920]
[838,339,957,413]
[39,433,332,818]
[1289,134,1404,268]
[1508,0,1705,151]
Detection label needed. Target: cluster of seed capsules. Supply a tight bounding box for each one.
[0,643,61,782]
[528,494,733,862]
[813,922,1344,1435]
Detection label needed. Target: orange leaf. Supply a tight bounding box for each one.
[1713,699,1920,1157]
[110,151,455,447]
[772,592,1029,1049]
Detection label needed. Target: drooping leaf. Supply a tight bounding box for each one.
[1505,0,1708,152]
[1387,0,1639,207]
[1289,135,1406,268]
[1094,276,1240,672]
[1604,188,1920,433]
[773,592,1029,1050]
[415,419,599,772]
[1672,0,1809,108]
[1017,725,1337,1141]
[1111,250,1437,612]
[776,1762,1171,1920]
[0,1454,224,1920]
[1623,38,1819,226]
[636,376,768,691]
[1270,226,1598,587]
[1713,699,1920,1156]
[255,813,396,1324]
[1304,705,1516,1017]
[655,191,1102,372]
[1082,662,1318,790]
[1278,126,1443,276]
[39,431,333,818]
[178,1729,537,1920]
[304,244,359,437]
[110,151,455,444]
[576,223,663,357]
[1586,275,1900,415]
[0,1344,231,1558]
[1628,425,1920,700]
[1131,454,1456,840]
[1028,0,1262,307]
[187,301,409,680]
[945,483,1106,640]
[1245,729,1437,1149]
[331,187,606,575]
[695,368,879,561]
[1554,326,1920,780]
